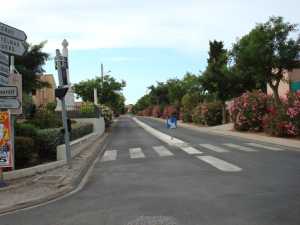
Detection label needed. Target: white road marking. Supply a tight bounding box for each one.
[199,144,229,153]
[133,117,185,146]
[129,147,145,159]
[153,146,174,157]
[101,150,117,162]
[246,143,283,151]
[179,146,202,154]
[197,155,242,172]
[223,143,257,152]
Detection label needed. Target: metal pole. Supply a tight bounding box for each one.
[61,97,72,168]
[11,116,15,170]
[9,56,16,170]
[56,49,72,168]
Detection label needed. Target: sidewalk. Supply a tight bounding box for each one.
[144,117,300,150]
[0,133,108,215]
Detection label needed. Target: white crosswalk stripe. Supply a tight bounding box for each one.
[129,147,145,159]
[246,143,283,151]
[153,146,174,157]
[101,150,117,162]
[223,143,257,152]
[179,146,202,154]
[196,155,242,172]
[199,144,229,153]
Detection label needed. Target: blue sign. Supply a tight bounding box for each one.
[166,116,177,129]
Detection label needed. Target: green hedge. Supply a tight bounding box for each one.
[70,122,93,141]
[15,136,36,169]
[15,122,94,168]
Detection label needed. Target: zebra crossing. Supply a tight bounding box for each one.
[100,142,283,172]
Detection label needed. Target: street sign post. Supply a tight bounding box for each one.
[0,22,27,41]
[0,51,8,65]
[55,49,72,168]
[0,98,20,109]
[0,34,26,56]
[0,86,17,97]
[0,63,9,76]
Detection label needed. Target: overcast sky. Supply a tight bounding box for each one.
[1,0,300,103]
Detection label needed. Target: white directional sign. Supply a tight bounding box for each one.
[0,22,27,41]
[0,75,8,86]
[0,51,8,65]
[0,98,20,109]
[0,63,9,76]
[0,34,25,56]
[0,86,17,97]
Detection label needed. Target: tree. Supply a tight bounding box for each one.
[74,75,126,114]
[231,16,300,104]
[15,41,50,93]
[200,40,236,123]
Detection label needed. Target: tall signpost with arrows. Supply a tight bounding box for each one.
[0,22,26,187]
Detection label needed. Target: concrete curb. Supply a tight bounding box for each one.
[0,132,109,216]
[140,116,300,150]
[4,132,100,181]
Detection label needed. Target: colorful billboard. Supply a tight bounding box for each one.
[0,111,12,167]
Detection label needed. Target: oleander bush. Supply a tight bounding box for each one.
[192,105,204,124]
[151,105,162,118]
[263,91,300,137]
[201,101,223,126]
[191,102,222,126]
[230,90,268,131]
[162,105,177,118]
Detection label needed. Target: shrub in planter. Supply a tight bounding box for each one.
[80,102,96,117]
[202,101,223,126]
[230,90,268,131]
[70,122,93,141]
[15,136,36,169]
[15,123,38,137]
[263,91,300,137]
[35,128,63,161]
[29,109,62,129]
[152,105,161,118]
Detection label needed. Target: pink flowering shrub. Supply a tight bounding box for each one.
[162,105,177,119]
[142,107,153,116]
[151,105,162,118]
[263,91,300,137]
[192,102,223,126]
[230,90,268,131]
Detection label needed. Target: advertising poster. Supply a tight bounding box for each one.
[0,111,12,167]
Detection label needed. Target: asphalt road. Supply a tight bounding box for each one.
[1,115,300,225]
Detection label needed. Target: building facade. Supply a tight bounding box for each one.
[32,74,56,108]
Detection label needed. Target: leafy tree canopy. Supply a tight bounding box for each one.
[74,75,126,114]
[15,41,50,93]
